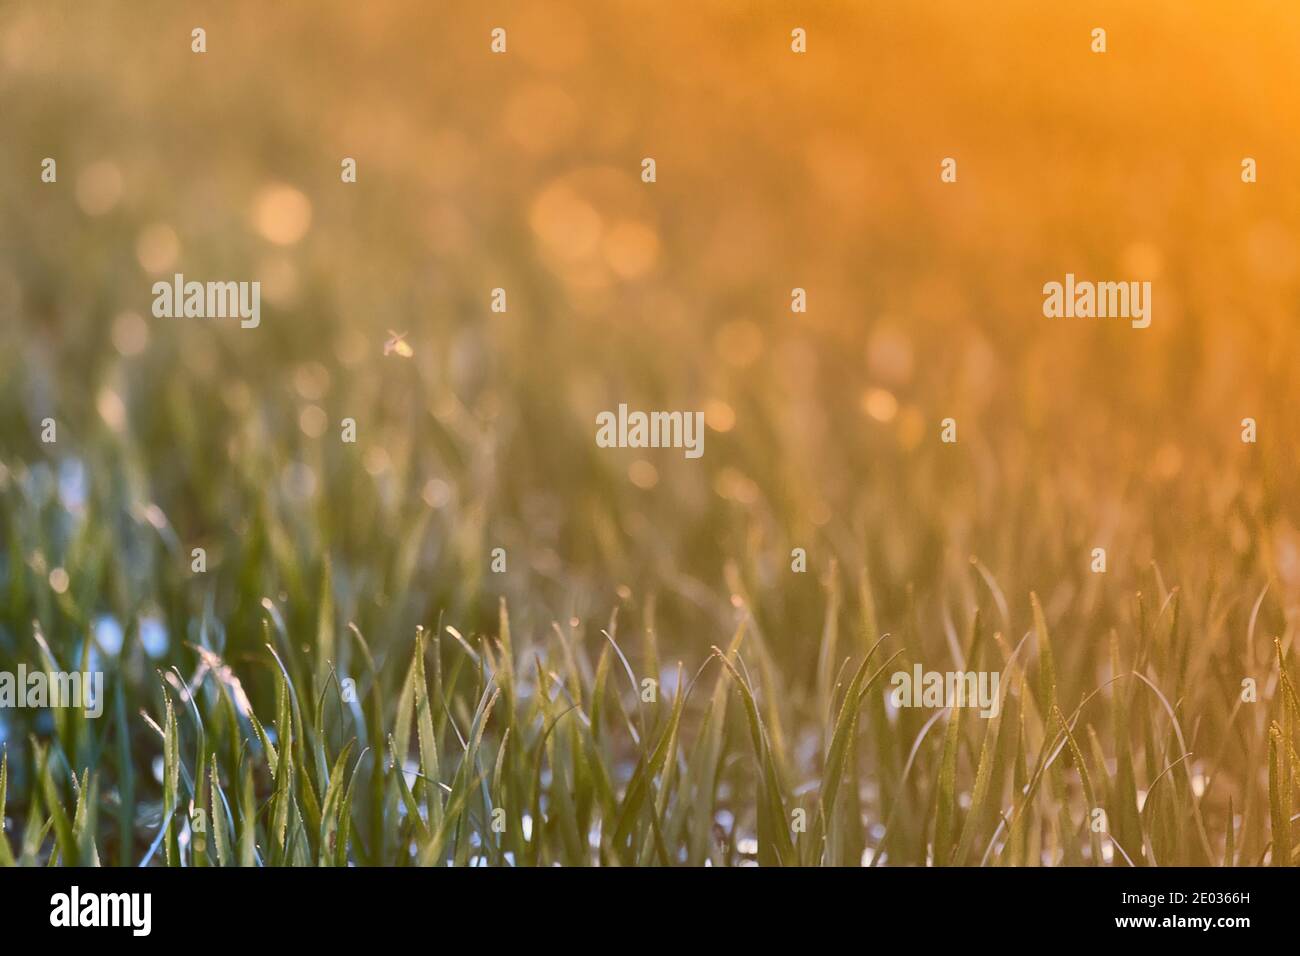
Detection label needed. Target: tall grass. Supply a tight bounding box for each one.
[1,527,1297,865]
[2,0,1300,865]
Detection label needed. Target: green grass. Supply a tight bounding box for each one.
[2,0,1300,867]
[1,531,1298,865]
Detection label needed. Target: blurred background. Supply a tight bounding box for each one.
[2,0,1300,861]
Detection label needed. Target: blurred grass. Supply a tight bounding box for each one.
[1,0,1300,865]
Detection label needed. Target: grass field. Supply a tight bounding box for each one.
[2,1,1300,866]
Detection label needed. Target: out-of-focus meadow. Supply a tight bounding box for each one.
[1,1,1300,865]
